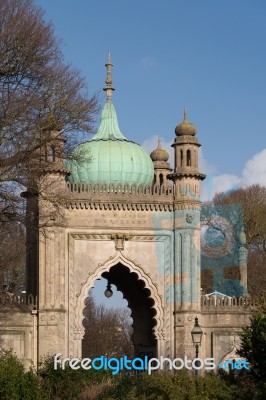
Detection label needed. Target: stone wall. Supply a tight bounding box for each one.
[0,295,37,369]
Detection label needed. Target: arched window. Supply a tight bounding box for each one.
[159,173,164,186]
[187,149,191,166]
[180,150,183,166]
[49,146,56,162]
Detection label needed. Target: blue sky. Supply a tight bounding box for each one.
[35,1,266,305]
[36,0,266,199]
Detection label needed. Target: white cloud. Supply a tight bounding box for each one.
[241,149,266,187]
[199,149,215,174]
[201,149,266,200]
[212,174,241,196]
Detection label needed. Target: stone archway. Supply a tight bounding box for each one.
[73,252,165,358]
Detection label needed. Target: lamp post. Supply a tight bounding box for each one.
[104,280,113,298]
[191,317,203,375]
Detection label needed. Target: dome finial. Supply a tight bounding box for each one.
[183,107,187,121]
[103,51,115,102]
[158,136,161,148]
[175,108,197,136]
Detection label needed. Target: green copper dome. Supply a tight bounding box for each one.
[66,54,154,186]
[66,101,154,186]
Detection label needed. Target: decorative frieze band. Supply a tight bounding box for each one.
[66,202,174,211]
[70,233,168,242]
[71,234,112,240]
[67,183,174,196]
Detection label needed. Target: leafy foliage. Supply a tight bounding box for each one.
[238,300,266,380]
[0,0,99,291]
[201,184,266,297]
[1,352,266,400]
[0,0,98,226]
[100,371,239,400]
[38,356,110,400]
[0,352,42,400]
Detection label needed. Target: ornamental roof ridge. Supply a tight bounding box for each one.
[67,182,175,196]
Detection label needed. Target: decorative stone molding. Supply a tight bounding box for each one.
[130,235,166,241]
[64,183,185,212]
[174,203,201,211]
[111,233,130,250]
[38,310,65,326]
[66,202,174,212]
[67,183,174,196]
[186,214,193,223]
[73,325,85,341]
[154,327,166,340]
[71,234,112,240]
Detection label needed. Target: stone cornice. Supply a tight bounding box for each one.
[66,201,174,211]
[168,171,206,181]
[65,183,204,211]
[67,183,175,197]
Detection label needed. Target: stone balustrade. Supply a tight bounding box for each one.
[201,296,254,311]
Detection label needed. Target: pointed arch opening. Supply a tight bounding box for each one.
[75,253,164,359]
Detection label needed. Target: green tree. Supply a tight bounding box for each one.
[0,0,98,224]
[0,220,25,291]
[82,296,134,358]
[0,352,43,400]
[238,298,266,381]
[0,0,98,289]
[213,185,266,251]
[201,185,266,297]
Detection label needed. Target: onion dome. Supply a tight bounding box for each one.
[150,137,169,162]
[66,54,154,186]
[175,109,197,136]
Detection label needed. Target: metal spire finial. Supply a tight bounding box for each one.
[183,107,188,121]
[103,51,115,102]
[158,136,161,148]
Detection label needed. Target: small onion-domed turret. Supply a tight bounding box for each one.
[150,138,169,162]
[150,137,172,186]
[175,109,197,136]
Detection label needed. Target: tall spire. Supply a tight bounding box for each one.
[103,51,115,103]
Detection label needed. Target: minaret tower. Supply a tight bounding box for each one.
[170,109,205,204]
[170,110,205,358]
[150,137,172,186]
